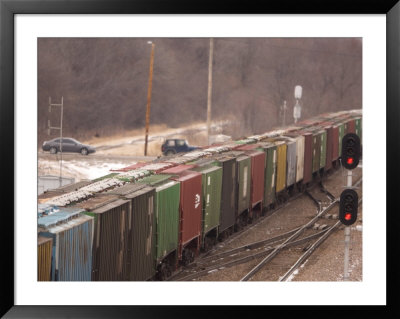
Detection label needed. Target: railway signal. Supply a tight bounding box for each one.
[341,133,360,170]
[340,133,360,281]
[293,85,302,124]
[339,189,358,226]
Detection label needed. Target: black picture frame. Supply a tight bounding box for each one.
[1,0,398,318]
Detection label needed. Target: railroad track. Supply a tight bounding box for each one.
[239,196,340,281]
[199,178,325,259]
[169,177,361,282]
[201,192,304,257]
[170,227,331,281]
[241,177,362,281]
[279,194,362,282]
[304,180,336,212]
[167,181,318,281]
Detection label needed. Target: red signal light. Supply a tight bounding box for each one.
[344,213,352,221]
[339,189,358,226]
[346,157,354,165]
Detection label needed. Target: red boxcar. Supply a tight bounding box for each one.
[234,144,257,151]
[141,162,177,174]
[320,123,334,171]
[346,119,356,134]
[161,164,197,175]
[160,165,203,265]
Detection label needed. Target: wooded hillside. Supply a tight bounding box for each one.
[38,38,362,144]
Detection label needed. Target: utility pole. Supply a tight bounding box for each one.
[282,100,287,127]
[144,41,155,156]
[206,38,214,146]
[48,96,64,187]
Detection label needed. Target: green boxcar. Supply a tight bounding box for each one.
[137,175,180,264]
[190,165,223,243]
[257,143,277,208]
[116,170,150,183]
[337,122,346,157]
[281,137,297,187]
[92,172,119,182]
[235,140,246,145]
[354,117,362,141]
[235,154,252,217]
[309,130,321,173]
[319,129,327,169]
[235,138,257,145]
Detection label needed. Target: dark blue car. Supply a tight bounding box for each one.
[161,139,199,156]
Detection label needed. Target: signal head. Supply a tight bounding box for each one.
[339,189,358,226]
[342,133,361,170]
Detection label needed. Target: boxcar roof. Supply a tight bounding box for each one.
[39,214,93,234]
[170,171,201,182]
[37,208,84,228]
[90,198,130,214]
[137,174,173,186]
[161,164,196,174]
[74,195,120,212]
[102,183,147,196]
[37,235,52,246]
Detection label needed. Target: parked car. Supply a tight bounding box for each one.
[42,137,96,155]
[161,139,199,156]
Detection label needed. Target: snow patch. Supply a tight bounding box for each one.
[39,159,131,181]
[70,161,128,180]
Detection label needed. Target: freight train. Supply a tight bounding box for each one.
[37,109,362,281]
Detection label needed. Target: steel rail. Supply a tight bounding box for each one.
[197,226,303,264]
[201,190,306,258]
[280,196,362,282]
[170,177,362,281]
[240,199,339,281]
[279,222,341,281]
[175,229,330,281]
[241,181,362,282]
[166,191,306,281]
[305,190,321,211]
[168,193,306,281]
[220,175,327,246]
[319,181,336,202]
